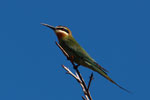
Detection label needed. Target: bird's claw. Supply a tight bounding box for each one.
[67,56,74,61]
[74,64,80,69]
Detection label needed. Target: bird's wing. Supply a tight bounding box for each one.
[60,37,108,74]
[83,57,108,75]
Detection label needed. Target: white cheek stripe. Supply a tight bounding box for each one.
[57,30,68,35]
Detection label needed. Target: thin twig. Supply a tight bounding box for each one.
[75,72,90,100]
[62,65,80,82]
[88,73,94,90]
[62,65,89,100]
[74,67,92,100]
[82,96,86,100]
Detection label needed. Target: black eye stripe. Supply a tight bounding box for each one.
[57,28,69,33]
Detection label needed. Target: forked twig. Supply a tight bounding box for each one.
[55,41,93,100]
[62,65,89,100]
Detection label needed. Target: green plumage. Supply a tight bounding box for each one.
[59,35,130,93]
[59,36,107,76]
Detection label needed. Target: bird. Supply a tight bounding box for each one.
[41,23,130,93]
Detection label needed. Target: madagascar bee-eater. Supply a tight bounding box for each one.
[41,23,130,93]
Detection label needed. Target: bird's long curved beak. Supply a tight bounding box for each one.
[41,23,56,30]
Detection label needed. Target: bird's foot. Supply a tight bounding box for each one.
[67,56,74,61]
[74,64,80,69]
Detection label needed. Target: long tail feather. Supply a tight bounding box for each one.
[104,75,131,93]
[84,58,131,93]
[95,68,131,93]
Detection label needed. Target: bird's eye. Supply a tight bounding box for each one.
[63,29,69,33]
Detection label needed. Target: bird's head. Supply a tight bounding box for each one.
[41,23,72,39]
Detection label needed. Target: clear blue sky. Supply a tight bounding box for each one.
[0,0,150,100]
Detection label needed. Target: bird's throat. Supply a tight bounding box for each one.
[56,32,68,40]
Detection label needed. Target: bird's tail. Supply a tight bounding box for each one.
[84,58,130,93]
[93,64,131,93]
[100,71,131,93]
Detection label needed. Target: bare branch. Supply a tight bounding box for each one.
[87,73,94,90]
[62,65,81,83]
[82,96,86,100]
[74,67,92,100]
[62,65,89,100]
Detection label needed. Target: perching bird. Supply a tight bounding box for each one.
[41,23,130,93]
